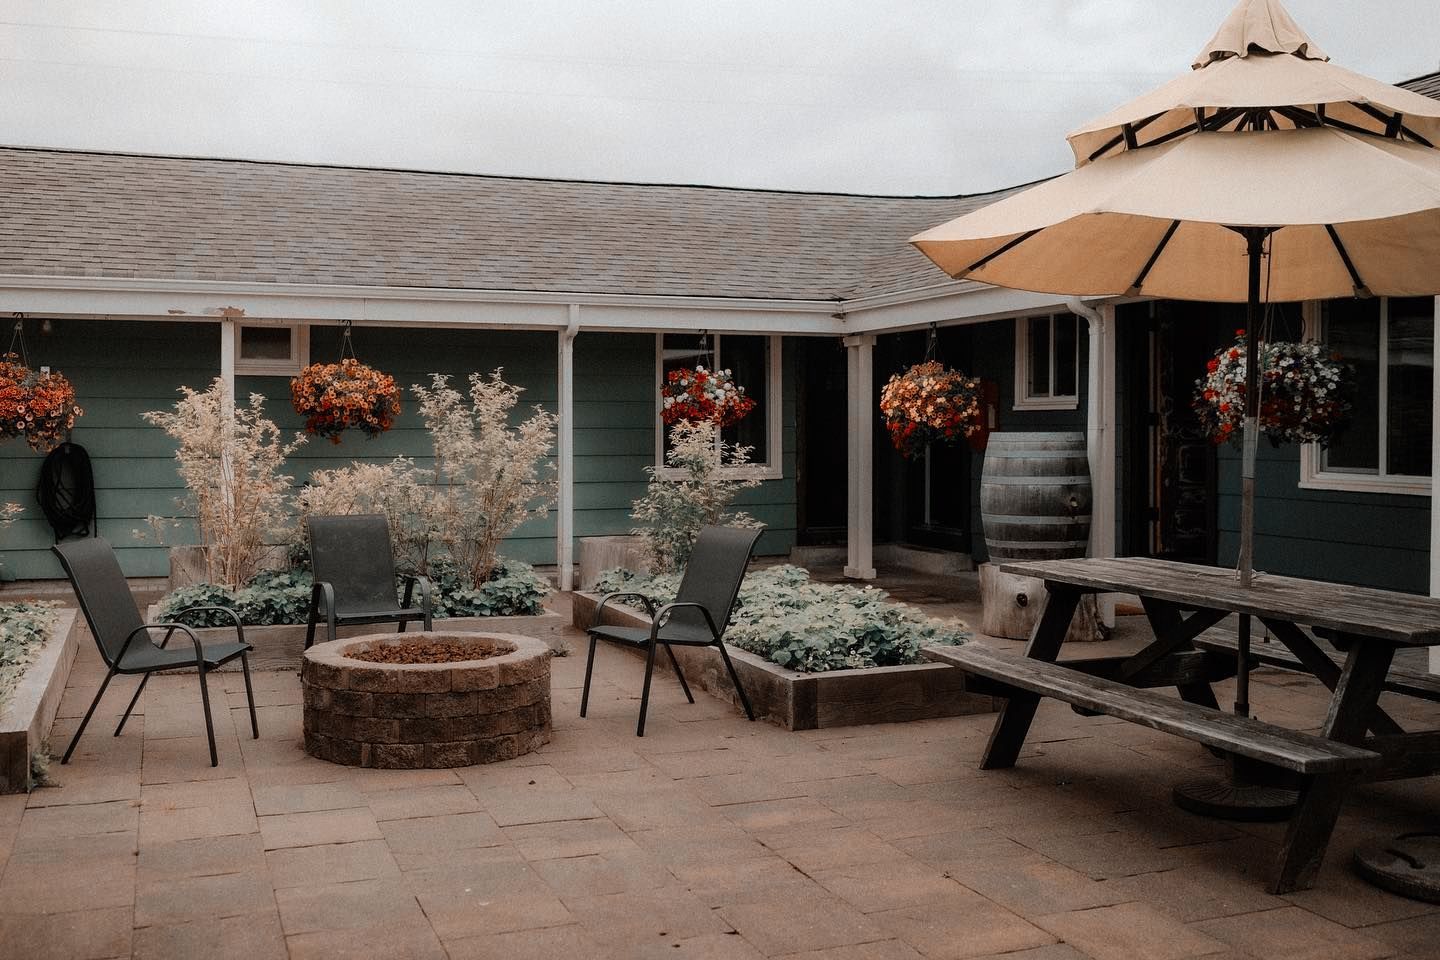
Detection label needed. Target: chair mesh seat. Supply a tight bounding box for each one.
[117,640,250,672]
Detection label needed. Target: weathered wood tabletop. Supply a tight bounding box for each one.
[1000,556,1440,646]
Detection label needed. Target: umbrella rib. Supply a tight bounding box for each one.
[959,230,1042,277]
[1324,224,1371,298]
[1087,112,1165,162]
[1128,220,1182,296]
[1346,100,1433,146]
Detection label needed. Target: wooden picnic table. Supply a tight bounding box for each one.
[944,556,1440,894]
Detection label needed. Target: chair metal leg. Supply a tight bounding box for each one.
[304,616,317,650]
[241,652,259,739]
[664,644,694,704]
[114,672,151,737]
[715,642,755,721]
[63,669,115,764]
[580,634,598,718]
[637,638,659,737]
[197,663,218,767]
[397,619,408,634]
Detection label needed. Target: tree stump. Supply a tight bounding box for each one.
[979,562,1106,643]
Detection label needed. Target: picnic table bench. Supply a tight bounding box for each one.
[927,556,1440,894]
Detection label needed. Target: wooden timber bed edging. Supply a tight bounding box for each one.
[572,591,998,731]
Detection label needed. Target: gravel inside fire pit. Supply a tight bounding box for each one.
[346,638,506,664]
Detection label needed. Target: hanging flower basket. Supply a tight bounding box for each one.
[661,365,756,427]
[1193,331,1353,448]
[0,353,83,453]
[291,358,401,444]
[879,361,985,460]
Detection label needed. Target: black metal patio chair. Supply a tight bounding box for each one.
[582,525,760,736]
[53,537,257,767]
[304,514,432,649]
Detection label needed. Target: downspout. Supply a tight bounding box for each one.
[556,305,580,591]
[1067,297,1117,626]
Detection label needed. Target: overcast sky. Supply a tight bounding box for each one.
[2,1,1437,195]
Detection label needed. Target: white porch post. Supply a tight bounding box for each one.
[1072,299,1117,626]
[1430,295,1440,673]
[557,305,579,591]
[844,334,877,580]
[219,317,237,517]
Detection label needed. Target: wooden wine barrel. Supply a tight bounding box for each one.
[980,432,1092,563]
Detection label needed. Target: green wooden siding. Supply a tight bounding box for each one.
[0,321,798,581]
[962,319,1092,563]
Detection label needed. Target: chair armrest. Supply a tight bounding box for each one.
[653,602,722,642]
[400,574,433,614]
[169,605,247,647]
[311,581,337,618]
[123,622,205,665]
[594,592,657,627]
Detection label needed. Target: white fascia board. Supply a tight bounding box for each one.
[0,275,843,335]
[842,284,1110,334]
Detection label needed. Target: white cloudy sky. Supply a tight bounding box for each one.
[1,1,1437,195]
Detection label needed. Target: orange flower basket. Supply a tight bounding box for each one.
[879,361,985,460]
[0,352,83,453]
[291,358,401,444]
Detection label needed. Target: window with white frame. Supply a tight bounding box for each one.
[656,333,782,479]
[1014,313,1079,410]
[1301,297,1434,495]
[233,323,309,376]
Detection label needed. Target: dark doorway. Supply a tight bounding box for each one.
[1122,301,1226,563]
[796,337,848,545]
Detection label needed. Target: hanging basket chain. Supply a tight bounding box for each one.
[339,319,358,362]
[8,314,28,368]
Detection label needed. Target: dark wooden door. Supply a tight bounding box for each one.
[796,337,848,545]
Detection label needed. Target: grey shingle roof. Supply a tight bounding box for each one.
[3,70,1433,303]
[0,147,1012,301]
[1401,69,1440,101]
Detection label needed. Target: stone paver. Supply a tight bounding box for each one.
[8,599,1440,959]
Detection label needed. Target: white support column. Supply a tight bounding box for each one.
[844,334,877,580]
[1071,299,1117,626]
[1430,295,1440,673]
[219,317,237,518]
[556,305,579,592]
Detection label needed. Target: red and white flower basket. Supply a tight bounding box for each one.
[879,361,986,460]
[1194,331,1353,448]
[0,352,83,453]
[661,365,756,427]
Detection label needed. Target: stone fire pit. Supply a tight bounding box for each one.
[301,632,552,769]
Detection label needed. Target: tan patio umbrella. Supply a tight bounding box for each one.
[910,0,1440,804]
[912,0,1440,594]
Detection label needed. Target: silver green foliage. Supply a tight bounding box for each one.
[0,602,55,709]
[157,558,549,626]
[594,565,968,673]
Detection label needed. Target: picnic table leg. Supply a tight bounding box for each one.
[1136,598,1221,710]
[980,584,1082,770]
[1271,640,1394,893]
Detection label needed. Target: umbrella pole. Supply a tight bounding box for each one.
[1234,227,1267,718]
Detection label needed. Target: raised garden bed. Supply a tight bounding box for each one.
[302,631,552,768]
[146,605,570,672]
[0,608,79,793]
[572,592,998,731]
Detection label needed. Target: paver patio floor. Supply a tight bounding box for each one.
[4,592,1440,959]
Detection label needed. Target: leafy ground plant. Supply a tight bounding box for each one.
[157,560,549,626]
[0,601,55,709]
[595,565,967,673]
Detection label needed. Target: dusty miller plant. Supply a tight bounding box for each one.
[143,380,305,588]
[631,420,763,573]
[412,370,557,585]
[295,458,443,575]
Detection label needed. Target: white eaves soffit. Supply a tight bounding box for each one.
[0,273,1101,337]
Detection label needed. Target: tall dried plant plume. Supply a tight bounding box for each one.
[143,379,304,588]
[412,370,557,584]
[295,458,443,575]
[632,420,763,572]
